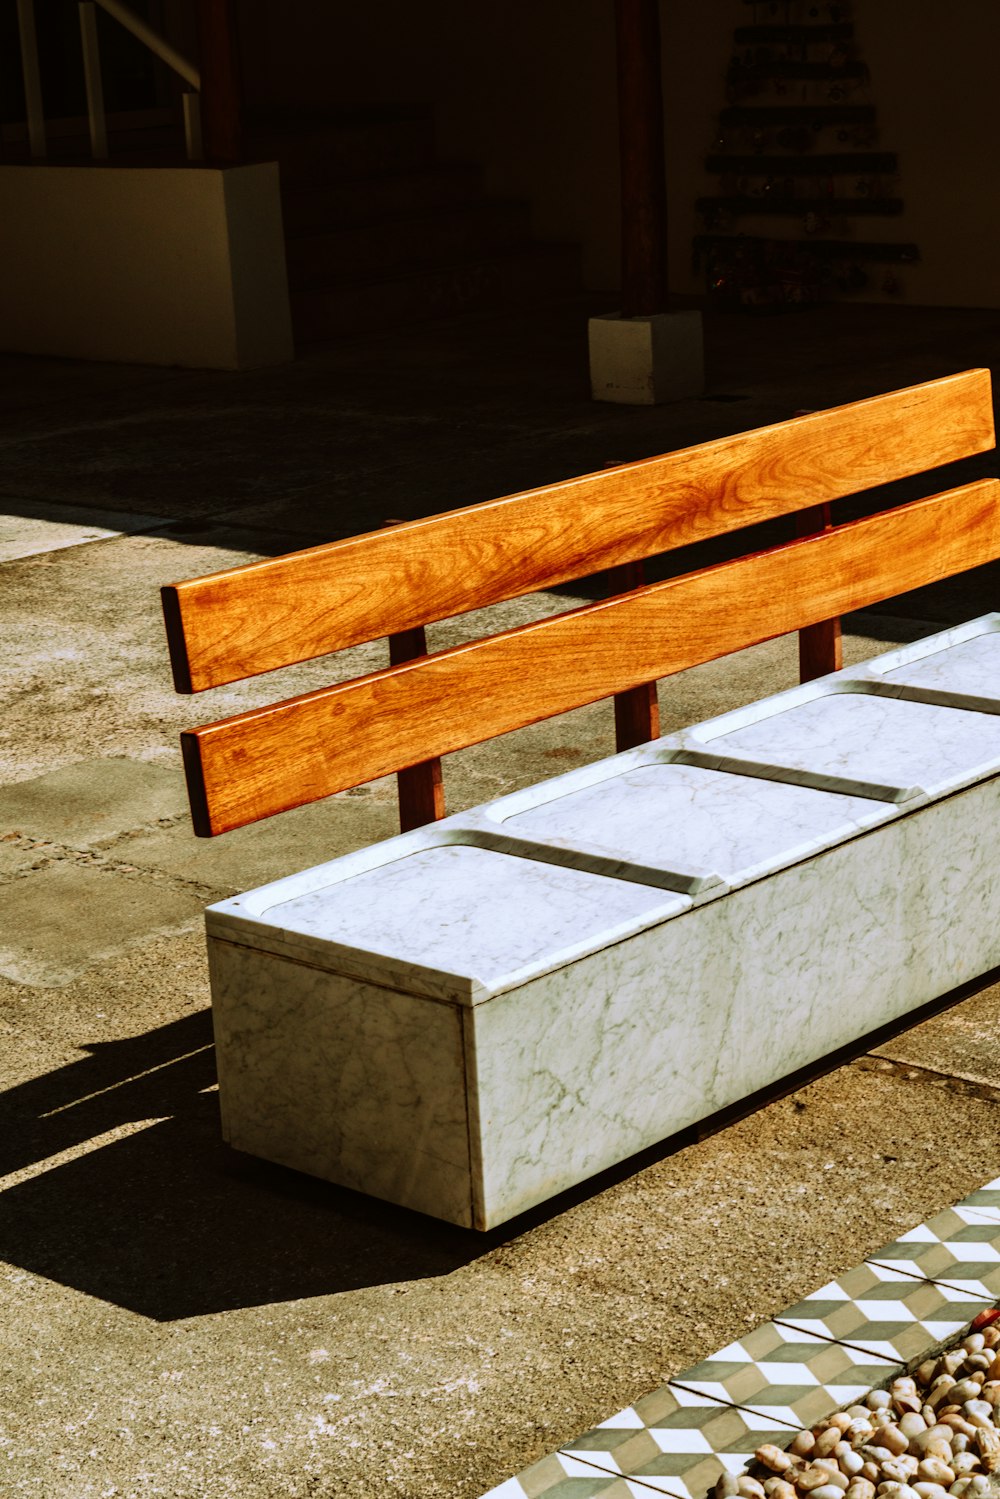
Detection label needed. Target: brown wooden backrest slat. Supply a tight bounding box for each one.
[162,369,994,694]
[180,479,1000,836]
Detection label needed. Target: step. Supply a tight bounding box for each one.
[247,109,437,186]
[290,242,581,341]
[280,162,483,234]
[285,198,532,285]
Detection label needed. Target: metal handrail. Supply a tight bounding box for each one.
[15,0,203,162]
[92,0,200,91]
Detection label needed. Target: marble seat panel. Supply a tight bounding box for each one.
[491,761,895,893]
[691,689,1000,800]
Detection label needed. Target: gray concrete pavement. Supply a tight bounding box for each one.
[2,299,1000,1498]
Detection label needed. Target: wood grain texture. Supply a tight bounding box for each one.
[795,502,843,681]
[162,369,994,692]
[181,478,1000,835]
[388,624,446,830]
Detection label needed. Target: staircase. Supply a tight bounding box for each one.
[247,106,582,343]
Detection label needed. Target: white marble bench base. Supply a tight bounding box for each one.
[208,772,1000,1230]
[206,616,1000,1229]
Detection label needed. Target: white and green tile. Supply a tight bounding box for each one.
[669,1318,899,1428]
[774,1255,991,1361]
[559,1382,801,1499]
[479,1449,681,1497]
[955,1175,1000,1221]
[867,1202,1000,1303]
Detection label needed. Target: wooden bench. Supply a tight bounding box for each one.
[162,369,1000,1229]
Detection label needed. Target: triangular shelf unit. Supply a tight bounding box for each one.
[694,0,918,309]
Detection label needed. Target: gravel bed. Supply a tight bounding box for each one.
[724,1310,1000,1499]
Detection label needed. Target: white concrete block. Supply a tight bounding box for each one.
[0,163,294,369]
[588,309,704,405]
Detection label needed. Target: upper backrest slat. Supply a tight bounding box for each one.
[181,478,1000,835]
[162,369,994,693]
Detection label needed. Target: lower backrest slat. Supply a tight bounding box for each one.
[181,478,1000,836]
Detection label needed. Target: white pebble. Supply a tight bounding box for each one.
[916,1459,955,1486]
[738,1479,766,1499]
[882,1429,911,1459]
[758,1447,795,1475]
[799,1468,836,1492]
[962,1401,993,1430]
[916,1429,956,1456]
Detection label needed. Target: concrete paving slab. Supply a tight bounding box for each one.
[0,758,190,847]
[122,790,399,893]
[0,837,46,877]
[0,499,173,562]
[869,977,1000,1092]
[0,864,204,986]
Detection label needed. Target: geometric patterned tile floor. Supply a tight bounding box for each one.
[480,1175,1000,1499]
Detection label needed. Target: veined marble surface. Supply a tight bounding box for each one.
[214,844,688,1002]
[879,625,1000,702]
[696,690,1000,799]
[208,937,476,1225]
[498,762,896,892]
[467,774,1000,1226]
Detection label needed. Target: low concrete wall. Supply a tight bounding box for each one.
[0,163,294,369]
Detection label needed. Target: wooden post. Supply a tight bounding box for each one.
[608,559,661,750]
[796,503,843,681]
[615,0,668,317]
[381,522,447,831]
[387,625,447,831]
[790,413,843,682]
[195,0,243,164]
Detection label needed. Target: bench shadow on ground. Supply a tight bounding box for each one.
[0,1009,494,1321]
[2,962,999,1323]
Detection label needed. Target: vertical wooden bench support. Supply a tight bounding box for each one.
[608,559,661,751]
[380,520,444,830]
[795,502,843,683]
[387,625,446,831]
[380,518,445,830]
